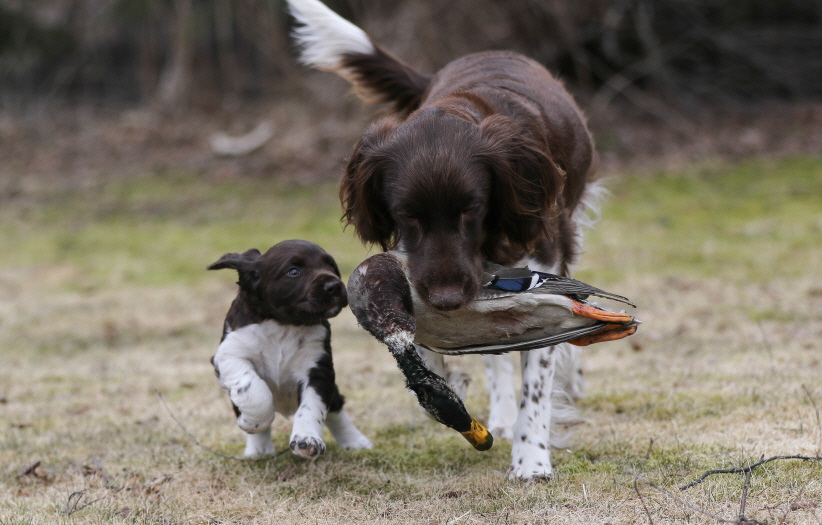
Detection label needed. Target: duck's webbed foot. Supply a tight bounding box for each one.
[347,253,493,451]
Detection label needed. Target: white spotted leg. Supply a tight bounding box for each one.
[483,353,517,440]
[509,345,556,480]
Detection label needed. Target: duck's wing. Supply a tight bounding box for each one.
[481,264,635,307]
[420,318,640,355]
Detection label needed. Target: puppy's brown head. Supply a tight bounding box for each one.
[208,240,347,326]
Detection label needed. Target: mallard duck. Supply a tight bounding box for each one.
[347,251,639,451]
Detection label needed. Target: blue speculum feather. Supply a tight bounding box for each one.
[486,272,544,292]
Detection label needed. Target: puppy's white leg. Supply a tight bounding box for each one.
[214,355,276,434]
[290,386,328,459]
[325,409,373,450]
[243,427,275,457]
[509,346,556,481]
[483,353,517,440]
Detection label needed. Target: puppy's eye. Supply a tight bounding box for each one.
[462,204,479,214]
[400,211,417,221]
[286,268,301,277]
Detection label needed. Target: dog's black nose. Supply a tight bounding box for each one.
[323,280,343,296]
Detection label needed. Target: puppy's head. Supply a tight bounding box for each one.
[340,108,564,311]
[208,240,347,325]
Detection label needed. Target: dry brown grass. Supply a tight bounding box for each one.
[1,156,821,524]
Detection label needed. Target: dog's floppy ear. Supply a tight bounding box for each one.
[476,114,566,252]
[340,118,400,251]
[207,249,262,290]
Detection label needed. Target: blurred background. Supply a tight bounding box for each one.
[2,0,821,187]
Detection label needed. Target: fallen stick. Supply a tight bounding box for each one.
[157,391,287,463]
[680,454,822,491]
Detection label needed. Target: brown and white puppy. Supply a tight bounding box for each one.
[209,239,372,458]
[288,0,603,479]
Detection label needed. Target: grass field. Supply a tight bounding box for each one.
[1,156,821,524]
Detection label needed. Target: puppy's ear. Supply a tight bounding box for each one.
[207,249,262,290]
[340,118,400,251]
[476,114,566,252]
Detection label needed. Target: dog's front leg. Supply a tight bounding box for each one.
[213,354,276,436]
[483,353,517,440]
[510,345,557,481]
[290,385,329,459]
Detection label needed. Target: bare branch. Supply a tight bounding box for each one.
[681,455,822,491]
[91,456,119,490]
[738,469,751,521]
[156,391,287,463]
[627,471,735,523]
[633,477,655,525]
[65,491,107,517]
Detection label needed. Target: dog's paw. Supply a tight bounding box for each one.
[338,432,373,450]
[243,432,276,457]
[289,435,326,459]
[237,412,274,434]
[509,441,553,481]
[507,465,554,483]
[488,425,514,441]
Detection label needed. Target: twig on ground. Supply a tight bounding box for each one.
[627,471,735,523]
[92,456,120,490]
[65,490,107,516]
[633,477,654,525]
[157,391,287,463]
[801,384,822,457]
[680,455,822,491]
[738,469,751,522]
[645,437,655,460]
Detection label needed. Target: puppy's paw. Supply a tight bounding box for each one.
[243,432,276,457]
[338,432,373,450]
[289,435,326,459]
[237,412,274,434]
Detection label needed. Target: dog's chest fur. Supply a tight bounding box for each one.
[214,320,328,417]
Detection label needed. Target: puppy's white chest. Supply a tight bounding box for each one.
[214,321,327,416]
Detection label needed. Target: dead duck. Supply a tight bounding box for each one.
[347,251,639,451]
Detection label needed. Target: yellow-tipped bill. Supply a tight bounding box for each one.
[460,417,494,451]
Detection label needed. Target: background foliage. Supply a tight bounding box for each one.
[2,0,821,108]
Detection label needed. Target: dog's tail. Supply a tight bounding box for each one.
[287,0,431,114]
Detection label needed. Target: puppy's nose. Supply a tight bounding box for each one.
[428,288,466,311]
[323,280,343,296]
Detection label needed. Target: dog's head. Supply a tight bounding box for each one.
[208,240,347,325]
[340,107,565,311]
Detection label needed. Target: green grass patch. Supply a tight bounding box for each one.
[3,155,821,524]
[577,155,822,285]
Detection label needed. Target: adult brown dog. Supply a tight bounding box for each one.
[288,0,602,480]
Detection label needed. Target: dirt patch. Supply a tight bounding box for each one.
[2,96,820,198]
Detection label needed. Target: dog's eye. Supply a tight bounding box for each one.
[462,204,479,215]
[287,267,301,277]
[400,211,417,221]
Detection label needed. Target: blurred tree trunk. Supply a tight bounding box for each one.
[154,0,193,112]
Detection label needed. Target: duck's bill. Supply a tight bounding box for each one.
[460,417,494,451]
